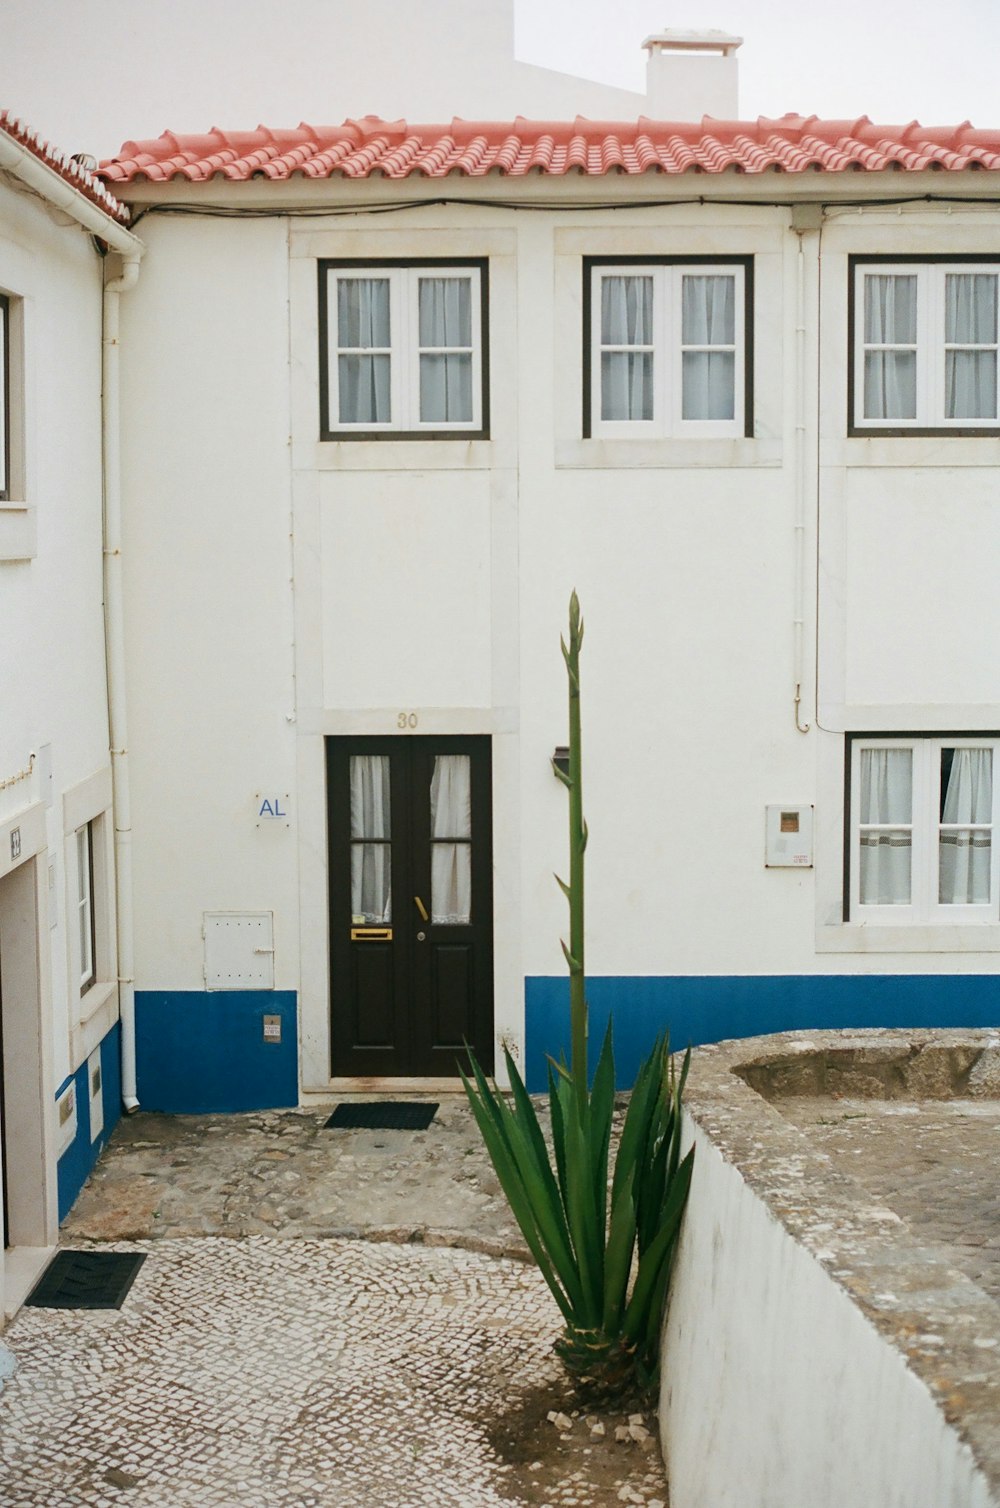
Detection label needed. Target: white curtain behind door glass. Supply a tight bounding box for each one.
[419,278,473,423]
[945,274,997,419]
[940,747,992,904]
[350,754,391,923]
[338,278,391,424]
[863,275,917,420]
[859,748,912,904]
[430,755,472,924]
[681,275,736,420]
[600,276,653,420]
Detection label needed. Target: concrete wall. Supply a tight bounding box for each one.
[660,1115,995,1508]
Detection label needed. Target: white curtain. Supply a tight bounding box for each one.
[940,747,992,904]
[946,274,997,420]
[859,748,912,905]
[338,278,391,423]
[430,754,472,924]
[419,277,473,423]
[681,275,736,420]
[864,274,917,420]
[350,754,391,923]
[600,276,653,421]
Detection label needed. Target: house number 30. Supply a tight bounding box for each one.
[397,712,419,729]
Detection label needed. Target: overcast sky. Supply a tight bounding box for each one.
[518,0,1000,127]
[1,0,997,161]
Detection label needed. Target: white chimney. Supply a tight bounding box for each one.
[643,28,742,120]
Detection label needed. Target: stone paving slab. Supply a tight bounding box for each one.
[0,1237,553,1506]
[62,1102,528,1255]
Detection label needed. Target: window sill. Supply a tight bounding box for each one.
[301,438,502,473]
[828,435,1000,468]
[556,436,781,470]
[817,922,1000,954]
[0,503,36,562]
[71,980,119,1066]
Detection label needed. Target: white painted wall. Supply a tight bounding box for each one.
[118,214,298,991]
[660,1119,996,1508]
[0,177,115,1093]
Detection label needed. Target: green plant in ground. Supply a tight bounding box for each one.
[462,592,694,1402]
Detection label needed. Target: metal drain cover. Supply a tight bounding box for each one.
[324,1101,439,1131]
[26,1250,146,1310]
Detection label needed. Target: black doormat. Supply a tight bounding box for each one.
[25,1250,146,1310]
[324,1101,439,1131]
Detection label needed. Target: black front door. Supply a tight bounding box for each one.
[327,736,494,1077]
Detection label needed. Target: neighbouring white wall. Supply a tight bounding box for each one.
[660,1119,996,1508]
[0,176,113,1091]
[119,213,298,991]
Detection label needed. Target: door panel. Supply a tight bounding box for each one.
[328,736,493,1077]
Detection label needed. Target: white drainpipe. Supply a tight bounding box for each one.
[103,252,143,1111]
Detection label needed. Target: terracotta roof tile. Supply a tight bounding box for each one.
[1,110,130,222]
[98,115,1000,188]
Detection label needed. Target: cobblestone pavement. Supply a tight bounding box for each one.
[2,1100,670,1507]
[775,1096,1000,1302]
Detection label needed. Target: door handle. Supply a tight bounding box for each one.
[414,895,429,922]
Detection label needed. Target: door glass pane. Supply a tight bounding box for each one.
[858,748,912,904]
[350,755,391,922]
[430,754,472,923]
[940,747,992,903]
[351,755,390,838]
[351,844,392,924]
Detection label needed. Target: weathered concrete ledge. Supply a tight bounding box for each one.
[660,1028,1000,1508]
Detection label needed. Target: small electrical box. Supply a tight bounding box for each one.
[88,1047,104,1142]
[56,1082,77,1156]
[203,912,275,990]
[765,804,814,868]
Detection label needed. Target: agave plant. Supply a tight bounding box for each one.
[462,592,694,1402]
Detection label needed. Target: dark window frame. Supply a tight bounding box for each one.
[848,253,1000,438]
[582,254,755,440]
[842,730,1000,921]
[318,257,491,442]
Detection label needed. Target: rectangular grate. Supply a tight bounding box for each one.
[26,1250,146,1310]
[324,1101,439,1131]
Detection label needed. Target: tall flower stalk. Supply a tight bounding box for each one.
[462,594,694,1402]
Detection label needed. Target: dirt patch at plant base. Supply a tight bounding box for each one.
[487,1378,669,1506]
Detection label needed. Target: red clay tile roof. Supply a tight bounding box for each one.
[98,114,1000,186]
[0,110,130,222]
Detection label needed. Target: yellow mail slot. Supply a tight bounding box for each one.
[350,926,393,942]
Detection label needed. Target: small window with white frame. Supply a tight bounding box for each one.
[847,735,1000,923]
[76,820,96,994]
[584,258,750,439]
[851,259,1000,433]
[320,260,488,438]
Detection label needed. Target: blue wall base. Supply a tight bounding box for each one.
[135,990,298,1113]
[56,1021,122,1222]
[525,974,1000,1092]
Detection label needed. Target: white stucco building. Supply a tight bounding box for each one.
[0,115,143,1315]
[5,11,1000,1277]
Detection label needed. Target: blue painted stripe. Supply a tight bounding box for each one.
[56,1022,122,1222]
[524,974,1000,1092]
[54,1071,75,1101]
[135,991,298,1113]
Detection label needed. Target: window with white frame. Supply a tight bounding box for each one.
[320,261,487,437]
[585,259,749,439]
[76,820,96,993]
[848,736,1000,923]
[852,261,1000,432]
